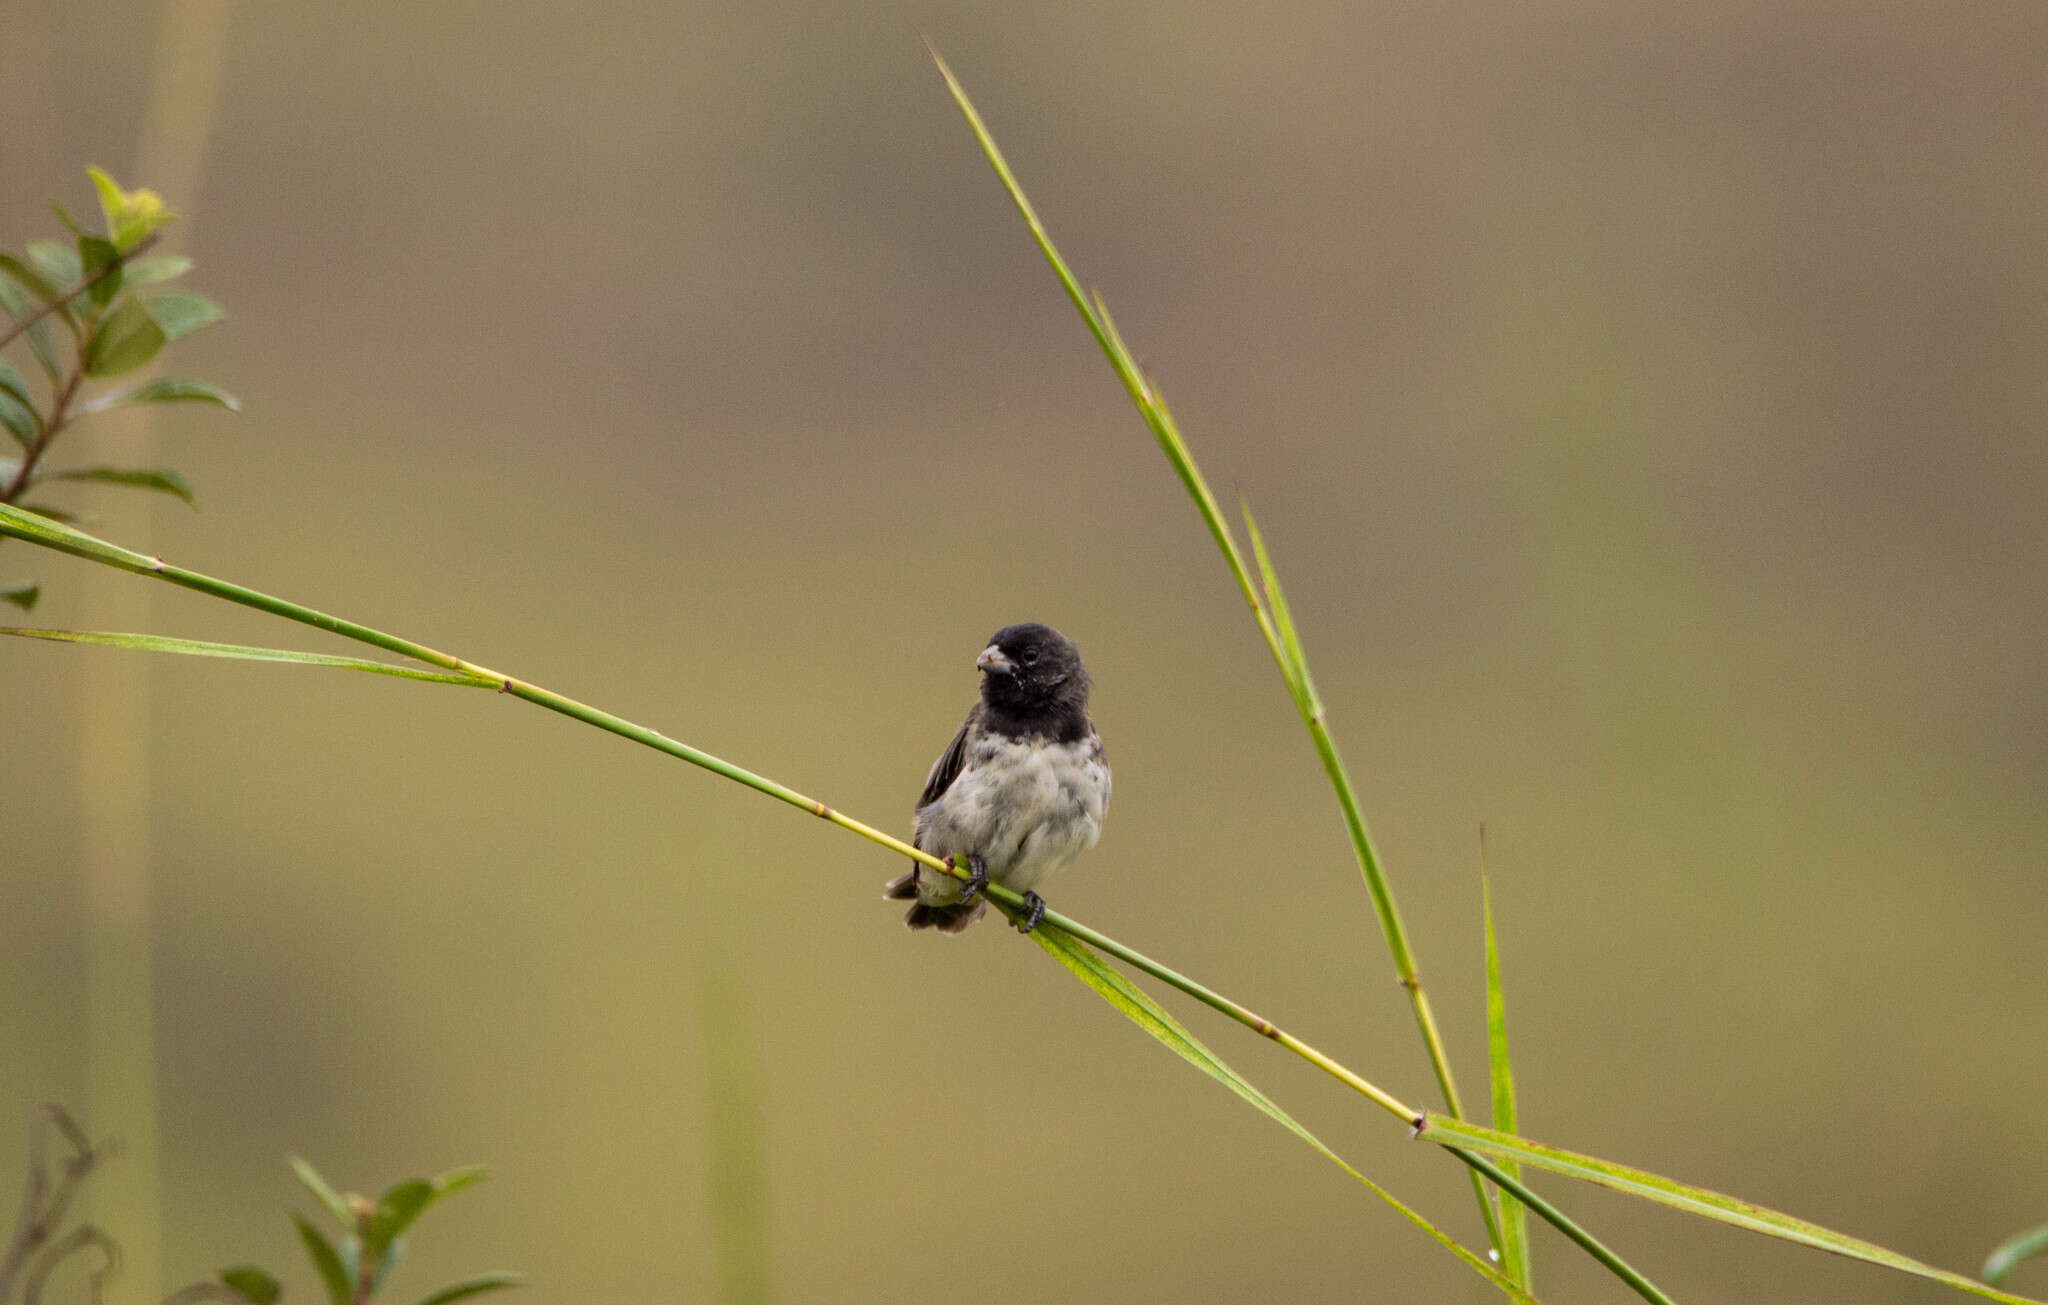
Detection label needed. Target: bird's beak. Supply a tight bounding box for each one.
[976,644,1015,676]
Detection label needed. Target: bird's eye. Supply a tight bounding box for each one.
[1022,647,1040,664]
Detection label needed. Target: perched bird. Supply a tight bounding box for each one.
[885,623,1110,934]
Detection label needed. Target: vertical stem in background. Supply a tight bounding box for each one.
[696,962,774,1305]
[75,4,230,1297]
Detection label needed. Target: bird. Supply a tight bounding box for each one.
[884,622,1110,934]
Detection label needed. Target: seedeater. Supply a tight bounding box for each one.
[884,623,1110,934]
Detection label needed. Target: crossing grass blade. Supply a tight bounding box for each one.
[1418,1114,2048,1305]
[925,43,1504,1262]
[1025,917,1537,1303]
[0,626,497,685]
[1985,1225,2048,1289]
[1483,872,1532,1292]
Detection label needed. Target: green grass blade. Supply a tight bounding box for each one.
[1239,501,1314,714]
[1419,1114,2048,1304]
[0,626,497,685]
[0,498,163,571]
[291,1214,352,1305]
[1244,493,1497,1253]
[928,48,1498,1246]
[1483,871,1532,1291]
[1986,1225,2048,1288]
[925,45,1281,659]
[1026,919,1536,1303]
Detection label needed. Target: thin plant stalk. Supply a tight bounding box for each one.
[0,501,1416,1124]
[924,43,1495,1251]
[1452,1150,1666,1305]
[0,234,157,356]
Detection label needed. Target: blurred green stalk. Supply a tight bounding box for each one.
[71,5,232,1295]
[696,965,773,1305]
[0,502,1423,1122]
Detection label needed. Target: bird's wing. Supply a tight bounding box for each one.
[917,704,981,810]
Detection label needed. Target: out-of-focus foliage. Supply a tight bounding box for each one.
[0,1106,514,1305]
[0,168,236,608]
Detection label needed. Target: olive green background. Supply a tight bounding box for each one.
[4,3,2045,1302]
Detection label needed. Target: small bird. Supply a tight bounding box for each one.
[884,623,1110,934]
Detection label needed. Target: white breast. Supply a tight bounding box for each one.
[913,734,1110,904]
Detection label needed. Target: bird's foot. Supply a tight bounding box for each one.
[953,853,990,905]
[1013,891,1047,934]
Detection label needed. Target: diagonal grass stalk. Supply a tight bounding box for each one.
[1024,915,1538,1303]
[1423,1114,2047,1305]
[0,501,1420,1123]
[0,500,1674,1299]
[925,42,1497,1254]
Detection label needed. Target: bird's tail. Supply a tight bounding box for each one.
[883,871,985,934]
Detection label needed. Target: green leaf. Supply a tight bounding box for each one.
[86,166,175,250]
[20,503,78,523]
[123,253,193,287]
[1483,872,1532,1292]
[50,203,88,241]
[78,235,121,309]
[218,1265,282,1304]
[290,1156,357,1227]
[27,239,81,289]
[145,290,223,340]
[293,1214,353,1305]
[87,166,128,241]
[375,1234,406,1293]
[0,250,63,303]
[79,376,240,415]
[1027,918,1534,1302]
[0,357,34,409]
[0,385,36,450]
[25,321,60,378]
[365,1181,431,1261]
[0,626,497,686]
[1987,1225,2048,1288]
[432,1166,489,1200]
[0,266,64,380]
[410,1273,523,1305]
[1417,1114,2048,1305]
[0,582,38,612]
[84,297,166,376]
[365,1167,491,1263]
[45,466,196,505]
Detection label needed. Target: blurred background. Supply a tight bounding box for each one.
[4,2,2046,1301]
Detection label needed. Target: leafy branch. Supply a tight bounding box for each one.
[0,1106,514,1305]
[0,167,237,611]
[0,1106,110,1303]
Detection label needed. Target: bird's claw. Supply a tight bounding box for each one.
[954,853,990,905]
[1014,891,1047,934]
